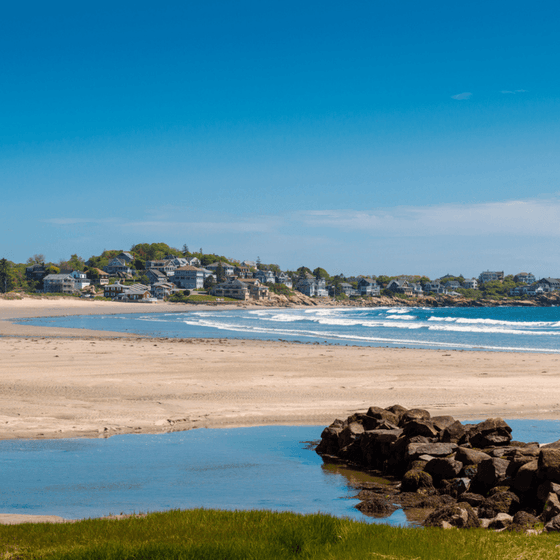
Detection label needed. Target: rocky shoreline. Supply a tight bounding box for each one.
[316,406,560,533]
[261,291,560,309]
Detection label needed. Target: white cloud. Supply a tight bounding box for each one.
[294,198,560,237]
[451,92,472,100]
[501,89,527,94]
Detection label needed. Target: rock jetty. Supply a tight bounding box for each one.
[316,406,560,532]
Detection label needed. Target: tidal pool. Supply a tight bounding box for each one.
[0,421,558,524]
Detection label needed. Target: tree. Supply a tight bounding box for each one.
[256,256,262,270]
[26,254,45,265]
[182,244,190,257]
[203,275,216,290]
[313,267,330,280]
[0,258,12,293]
[296,266,312,278]
[216,262,226,283]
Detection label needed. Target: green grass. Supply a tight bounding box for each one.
[2,509,560,560]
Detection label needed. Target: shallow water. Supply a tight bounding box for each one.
[1,421,559,523]
[20,306,560,352]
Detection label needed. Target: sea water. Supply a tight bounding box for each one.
[1,422,560,523]
[19,306,560,352]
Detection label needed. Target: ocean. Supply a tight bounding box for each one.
[20,306,560,352]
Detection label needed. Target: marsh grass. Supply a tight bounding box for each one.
[2,509,560,560]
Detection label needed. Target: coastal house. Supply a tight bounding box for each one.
[104,258,134,276]
[173,265,206,290]
[479,270,504,283]
[254,269,276,284]
[239,278,270,300]
[151,281,178,300]
[536,278,560,292]
[87,268,110,285]
[104,282,127,299]
[386,278,413,295]
[210,279,249,300]
[357,277,380,296]
[423,281,447,294]
[462,278,478,290]
[206,262,236,277]
[71,270,91,290]
[25,263,48,283]
[514,272,536,285]
[275,272,292,288]
[113,284,152,302]
[116,251,135,263]
[444,281,462,291]
[42,273,76,294]
[235,265,253,278]
[295,274,328,297]
[146,269,168,284]
[145,259,176,275]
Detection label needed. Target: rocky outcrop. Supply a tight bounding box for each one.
[316,405,557,532]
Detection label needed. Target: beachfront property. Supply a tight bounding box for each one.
[239,278,270,300]
[104,282,127,298]
[42,273,78,294]
[173,265,207,290]
[113,283,152,302]
[479,270,504,283]
[296,274,328,297]
[423,281,447,294]
[70,270,91,290]
[144,259,177,276]
[87,268,110,285]
[357,277,380,296]
[210,278,250,300]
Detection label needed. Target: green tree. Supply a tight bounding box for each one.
[216,262,226,283]
[0,258,13,293]
[313,267,330,280]
[182,244,190,256]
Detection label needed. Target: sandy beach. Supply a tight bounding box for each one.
[1,297,560,524]
[1,297,560,442]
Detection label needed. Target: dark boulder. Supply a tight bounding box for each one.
[478,491,520,518]
[488,513,513,530]
[537,481,560,503]
[512,460,538,493]
[538,449,560,483]
[355,495,398,518]
[509,510,539,532]
[315,424,343,455]
[438,477,470,499]
[424,503,480,529]
[542,492,560,523]
[460,492,485,507]
[338,422,364,449]
[431,416,457,432]
[441,420,467,443]
[455,447,491,466]
[400,408,431,426]
[471,458,510,493]
[366,407,399,427]
[401,469,434,492]
[469,418,512,448]
[406,442,458,462]
[402,420,439,439]
[545,513,560,532]
[425,457,463,481]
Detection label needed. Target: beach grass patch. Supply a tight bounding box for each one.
[2,509,560,560]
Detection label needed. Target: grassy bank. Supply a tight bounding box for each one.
[2,509,560,560]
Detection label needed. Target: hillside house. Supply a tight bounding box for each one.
[514,272,536,284]
[173,265,206,290]
[357,278,380,296]
[296,274,328,297]
[462,278,478,290]
[479,270,504,283]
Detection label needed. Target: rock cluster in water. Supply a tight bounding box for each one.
[316,406,560,532]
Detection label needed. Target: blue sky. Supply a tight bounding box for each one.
[1,1,559,278]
